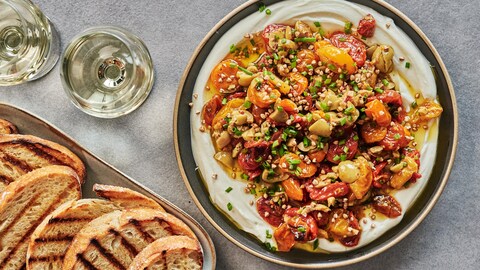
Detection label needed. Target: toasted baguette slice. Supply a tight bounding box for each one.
[0,165,81,270]
[0,119,18,134]
[27,184,166,270]
[128,236,203,270]
[27,199,121,270]
[0,134,86,192]
[94,184,165,212]
[63,208,196,270]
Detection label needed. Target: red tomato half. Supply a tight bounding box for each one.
[357,14,376,38]
[330,32,367,67]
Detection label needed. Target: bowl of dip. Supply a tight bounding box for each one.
[174,0,457,268]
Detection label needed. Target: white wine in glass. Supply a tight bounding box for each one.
[0,0,60,85]
[61,26,154,118]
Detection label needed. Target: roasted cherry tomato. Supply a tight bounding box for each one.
[211,98,244,128]
[282,178,304,201]
[274,223,295,252]
[367,89,402,107]
[307,182,350,201]
[279,153,317,178]
[278,99,297,114]
[372,195,402,218]
[251,104,267,124]
[238,143,269,171]
[256,197,285,227]
[348,157,373,200]
[247,77,281,108]
[314,41,357,75]
[390,156,419,189]
[326,132,358,164]
[379,121,410,151]
[296,49,318,73]
[201,95,223,126]
[308,149,327,163]
[365,99,392,127]
[284,208,318,242]
[262,24,288,52]
[337,211,361,247]
[330,32,367,67]
[372,162,390,189]
[209,59,240,93]
[357,14,376,38]
[360,121,387,143]
[287,72,308,96]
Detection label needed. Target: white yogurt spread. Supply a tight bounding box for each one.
[190,0,439,252]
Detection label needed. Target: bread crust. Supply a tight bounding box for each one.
[128,236,203,270]
[0,119,18,134]
[94,184,165,212]
[0,165,81,270]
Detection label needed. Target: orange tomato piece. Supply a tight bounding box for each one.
[348,157,372,200]
[274,223,295,252]
[360,121,387,143]
[287,73,308,96]
[296,49,317,73]
[410,100,443,124]
[211,98,244,128]
[365,99,391,127]
[279,153,317,178]
[247,77,281,108]
[278,99,297,114]
[209,59,240,93]
[282,178,304,201]
[307,150,327,163]
[314,41,356,75]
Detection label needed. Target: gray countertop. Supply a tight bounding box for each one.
[1,0,478,269]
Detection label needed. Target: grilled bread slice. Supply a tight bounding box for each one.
[94,184,165,212]
[27,199,121,270]
[63,208,196,270]
[0,165,81,270]
[128,236,203,270]
[0,134,86,192]
[27,185,166,269]
[0,119,18,134]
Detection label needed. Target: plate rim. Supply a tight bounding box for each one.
[173,0,458,268]
[0,102,216,270]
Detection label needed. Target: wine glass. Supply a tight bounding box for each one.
[60,26,154,118]
[0,0,60,86]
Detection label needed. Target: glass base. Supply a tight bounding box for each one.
[60,26,154,118]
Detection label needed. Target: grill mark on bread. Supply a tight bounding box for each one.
[48,217,92,224]
[0,174,13,185]
[0,153,32,173]
[34,235,74,243]
[77,254,98,270]
[90,238,126,270]
[4,141,69,166]
[0,181,77,268]
[28,254,64,262]
[109,229,139,257]
[129,219,155,243]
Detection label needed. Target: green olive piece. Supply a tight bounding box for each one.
[372,45,394,73]
[309,119,332,137]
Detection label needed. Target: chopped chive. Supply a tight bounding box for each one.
[333,155,340,161]
[374,87,384,94]
[229,44,236,53]
[227,202,233,211]
[382,79,389,86]
[405,62,411,68]
[340,117,347,126]
[301,71,308,76]
[339,73,345,80]
[411,101,418,108]
[339,37,346,42]
[324,78,332,85]
[306,64,314,70]
[241,173,249,180]
[250,39,256,46]
[273,53,279,60]
[314,80,322,88]
[329,82,337,89]
[314,21,321,27]
[343,146,349,153]
[344,106,355,115]
[340,154,347,161]
[298,226,306,233]
[259,3,266,12]
[265,9,271,15]
[320,102,329,111]
[327,64,336,72]
[294,37,317,43]
[287,158,301,165]
[244,100,252,109]
[277,106,284,112]
[225,187,233,193]
[266,230,273,239]
[238,66,253,75]
[250,188,257,195]
[353,134,359,141]
[394,133,401,140]
[353,83,359,92]
[306,113,313,122]
[344,21,353,34]
[339,139,346,145]
[222,98,227,105]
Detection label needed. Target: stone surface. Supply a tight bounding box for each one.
[0,0,477,269]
